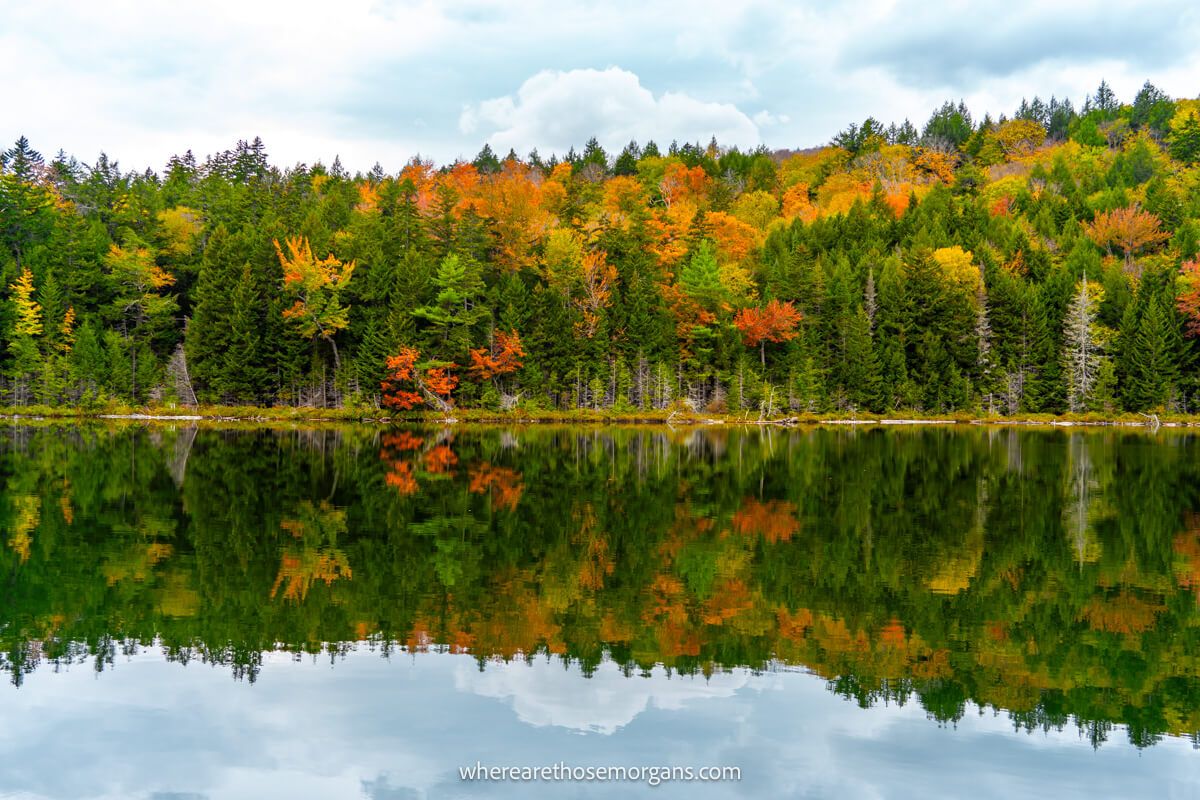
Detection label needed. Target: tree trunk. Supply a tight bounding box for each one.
[328,336,340,374]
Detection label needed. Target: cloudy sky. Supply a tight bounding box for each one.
[2,650,1196,798]
[2,0,1198,173]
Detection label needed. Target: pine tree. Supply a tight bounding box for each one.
[613,141,640,176]
[678,241,726,311]
[413,253,486,361]
[0,136,53,267]
[1026,283,1066,413]
[1115,299,1139,404]
[864,266,877,332]
[974,282,998,413]
[70,321,105,402]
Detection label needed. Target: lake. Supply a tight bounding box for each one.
[0,422,1198,799]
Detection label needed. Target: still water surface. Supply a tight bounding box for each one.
[0,423,1198,798]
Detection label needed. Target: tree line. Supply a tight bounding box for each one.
[4,79,1200,414]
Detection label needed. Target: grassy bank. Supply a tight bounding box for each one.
[0,403,1192,427]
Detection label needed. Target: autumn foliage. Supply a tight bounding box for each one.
[1084,206,1169,272]
[469,330,525,380]
[381,346,459,410]
[733,299,802,364]
[380,347,424,410]
[575,250,616,338]
[1176,259,1200,335]
[275,236,355,340]
[732,498,801,543]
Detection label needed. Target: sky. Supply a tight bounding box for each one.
[1,650,1196,798]
[2,0,1199,174]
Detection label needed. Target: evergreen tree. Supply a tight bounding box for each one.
[221,263,268,402]
[185,226,243,399]
[1123,294,1179,410]
[413,254,486,361]
[472,144,501,174]
[1170,112,1200,165]
[841,306,881,410]
[678,241,726,312]
[613,141,640,176]
[70,320,105,402]
[0,136,53,267]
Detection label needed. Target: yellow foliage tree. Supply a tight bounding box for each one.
[10,267,42,337]
[992,119,1047,158]
[733,190,779,231]
[155,207,202,258]
[275,236,355,372]
[931,246,982,295]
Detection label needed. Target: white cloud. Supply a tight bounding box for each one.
[455,657,771,734]
[459,67,761,156]
[753,110,790,127]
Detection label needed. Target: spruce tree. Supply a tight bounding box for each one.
[1124,295,1178,410]
[185,226,243,398]
[678,241,726,312]
[842,306,881,411]
[221,264,268,403]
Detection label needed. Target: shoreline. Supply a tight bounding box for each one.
[0,405,1185,428]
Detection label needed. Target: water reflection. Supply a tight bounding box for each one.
[1,423,1200,753]
[8,650,1197,800]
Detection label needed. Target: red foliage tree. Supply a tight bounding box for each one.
[733,299,803,366]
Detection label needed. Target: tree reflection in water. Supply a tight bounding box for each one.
[1,422,1199,750]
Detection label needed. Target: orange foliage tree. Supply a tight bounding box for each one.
[469,329,525,380]
[379,431,423,495]
[781,183,817,223]
[732,498,801,543]
[469,329,525,406]
[913,148,958,183]
[733,298,803,366]
[381,346,458,411]
[658,162,710,208]
[704,211,758,264]
[575,250,616,338]
[468,463,525,511]
[476,159,551,271]
[1085,205,1169,273]
[602,175,647,230]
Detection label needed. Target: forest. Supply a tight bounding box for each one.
[4,80,1200,415]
